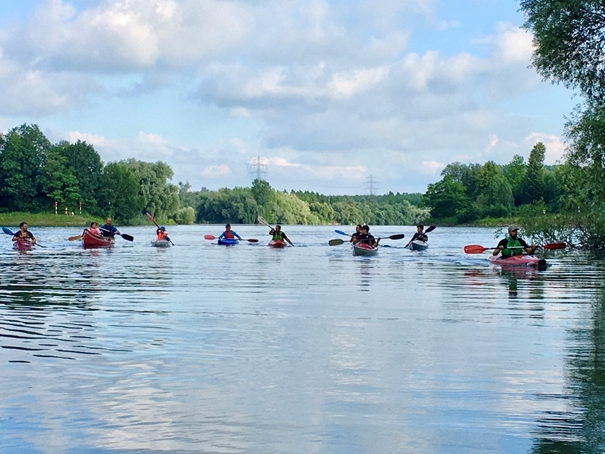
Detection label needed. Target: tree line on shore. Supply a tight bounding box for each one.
[0,124,428,227]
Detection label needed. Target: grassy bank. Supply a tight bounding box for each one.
[0,212,98,227]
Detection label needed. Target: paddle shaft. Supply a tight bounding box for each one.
[145,212,173,245]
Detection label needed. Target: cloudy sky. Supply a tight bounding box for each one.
[0,0,576,195]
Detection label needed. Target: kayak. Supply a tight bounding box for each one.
[489,255,547,267]
[82,229,114,248]
[151,239,171,248]
[269,240,287,248]
[409,240,428,251]
[353,243,378,256]
[13,239,34,251]
[218,238,239,246]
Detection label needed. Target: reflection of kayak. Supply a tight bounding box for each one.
[353,243,378,256]
[269,240,287,248]
[409,240,428,251]
[218,238,239,246]
[489,255,547,267]
[13,239,34,251]
[151,240,171,248]
[82,229,114,248]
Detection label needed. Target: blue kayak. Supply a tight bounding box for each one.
[218,238,239,246]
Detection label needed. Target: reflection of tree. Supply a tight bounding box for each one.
[531,285,605,452]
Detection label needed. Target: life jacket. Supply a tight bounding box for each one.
[15,230,33,240]
[88,228,101,237]
[157,231,168,240]
[272,231,284,241]
[502,235,522,258]
[223,231,234,239]
[358,233,375,245]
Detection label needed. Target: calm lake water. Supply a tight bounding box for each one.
[1,225,604,453]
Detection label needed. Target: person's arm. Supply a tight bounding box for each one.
[233,231,242,240]
[493,239,506,256]
[30,232,36,244]
[114,227,120,235]
[283,233,293,245]
[269,229,275,236]
[11,233,18,241]
[218,232,225,240]
[519,238,537,254]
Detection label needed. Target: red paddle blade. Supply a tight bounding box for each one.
[543,242,566,250]
[145,212,156,223]
[204,234,215,240]
[464,245,488,254]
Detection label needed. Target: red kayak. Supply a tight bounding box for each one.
[353,243,378,256]
[82,229,114,248]
[489,255,547,267]
[268,240,287,248]
[13,239,34,251]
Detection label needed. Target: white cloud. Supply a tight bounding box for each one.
[524,132,567,164]
[202,164,232,177]
[420,160,445,175]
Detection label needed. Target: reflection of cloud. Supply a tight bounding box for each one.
[202,164,232,177]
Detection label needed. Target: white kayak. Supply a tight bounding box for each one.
[409,240,428,251]
[151,239,172,248]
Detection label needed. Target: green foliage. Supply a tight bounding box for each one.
[175,206,195,225]
[98,162,145,222]
[424,176,471,219]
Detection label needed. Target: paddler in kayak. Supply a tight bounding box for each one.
[219,224,242,241]
[405,224,428,248]
[12,222,36,245]
[350,224,362,243]
[354,225,379,247]
[87,221,101,237]
[269,225,293,246]
[100,218,121,238]
[493,225,538,257]
[156,226,170,241]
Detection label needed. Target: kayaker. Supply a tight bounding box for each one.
[405,224,428,248]
[12,222,36,245]
[269,225,293,246]
[100,218,121,238]
[350,224,362,243]
[355,225,379,247]
[88,222,101,237]
[156,226,170,241]
[493,225,538,257]
[219,224,242,241]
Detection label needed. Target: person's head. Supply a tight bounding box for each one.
[508,225,519,238]
[160,226,166,231]
[361,225,370,233]
[90,222,99,228]
[225,223,231,230]
[275,225,282,231]
[105,218,112,225]
[19,222,27,230]
[416,224,424,233]
[355,224,362,232]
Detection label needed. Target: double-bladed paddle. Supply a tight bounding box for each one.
[99,227,134,242]
[329,233,405,246]
[2,227,46,247]
[258,216,294,246]
[144,211,173,245]
[204,234,258,243]
[463,243,566,254]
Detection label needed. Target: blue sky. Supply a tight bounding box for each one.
[0,0,576,194]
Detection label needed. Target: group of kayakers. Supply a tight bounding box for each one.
[217,223,294,246]
[9,219,539,259]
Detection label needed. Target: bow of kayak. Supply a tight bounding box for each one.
[151,239,172,248]
[353,243,378,256]
[13,239,33,251]
[218,238,239,246]
[489,255,547,267]
[82,229,114,248]
[409,240,428,251]
[269,240,287,248]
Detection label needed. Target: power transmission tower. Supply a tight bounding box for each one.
[364,175,379,196]
[248,156,267,182]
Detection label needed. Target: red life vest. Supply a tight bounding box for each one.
[223,231,234,239]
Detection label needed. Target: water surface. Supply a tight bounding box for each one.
[1,225,603,453]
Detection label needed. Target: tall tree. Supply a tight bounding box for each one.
[0,124,51,211]
[98,163,144,221]
[520,142,546,205]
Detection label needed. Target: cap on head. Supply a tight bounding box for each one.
[160,226,166,231]
[508,225,519,233]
